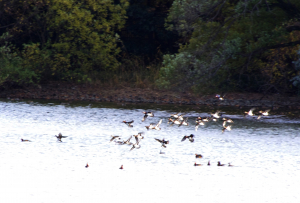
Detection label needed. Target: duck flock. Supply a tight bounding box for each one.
[20,100,271,169]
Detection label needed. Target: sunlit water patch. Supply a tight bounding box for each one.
[0,100,299,203]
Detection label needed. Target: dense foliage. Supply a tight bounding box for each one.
[1,0,300,96]
[0,0,128,84]
[157,0,300,94]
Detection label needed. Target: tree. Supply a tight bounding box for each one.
[157,0,300,94]
[0,0,129,83]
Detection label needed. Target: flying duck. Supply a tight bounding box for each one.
[130,141,141,151]
[142,111,154,121]
[123,136,133,145]
[222,117,234,123]
[195,121,205,131]
[110,135,120,142]
[211,111,222,119]
[259,109,270,116]
[154,138,169,148]
[244,108,256,117]
[133,132,144,143]
[222,121,232,133]
[181,134,194,142]
[123,120,134,127]
[55,133,68,142]
[170,112,184,120]
[178,117,189,127]
[216,93,226,100]
[168,118,181,126]
[146,119,162,130]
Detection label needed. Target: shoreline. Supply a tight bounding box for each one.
[1,82,300,110]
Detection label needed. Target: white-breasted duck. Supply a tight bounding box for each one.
[211,111,222,119]
[168,118,181,126]
[195,120,205,131]
[142,111,154,122]
[244,108,256,117]
[222,117,234,123]
[123,120,134,127]
[55,133,68,142]
[216,93,226,100]
[259,109,270,116]
[130,141,141,151]
[146,119,162,130]
[222,121,232,133]
[133,132,144,143]
[170,112,184,120]
[117,136,133,145]
[181,134,195,142]
[178,117,189,127]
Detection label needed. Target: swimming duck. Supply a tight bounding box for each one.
[181,134,194,142]
[21,139,31,142]
[146,119,162,130]
[110,135,120,142]
[195,154,203,158]
[85,163,89,168]
[194,162,202,166]
[119,165,123,169]
[217,161,225,166]
[244,108,256,117]
[207,161,211,166]
[159,150,165,154]
[55,133,68,142]
[123,120,134,127]
[142,111,154,121]
[228,163,234,167]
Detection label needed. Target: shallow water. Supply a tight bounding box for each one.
[0,99,300,203]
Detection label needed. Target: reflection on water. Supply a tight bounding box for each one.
[0,99,299,203]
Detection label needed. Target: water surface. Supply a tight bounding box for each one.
[0,99,299,203]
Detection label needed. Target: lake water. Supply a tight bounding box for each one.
[0,99,299,203]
